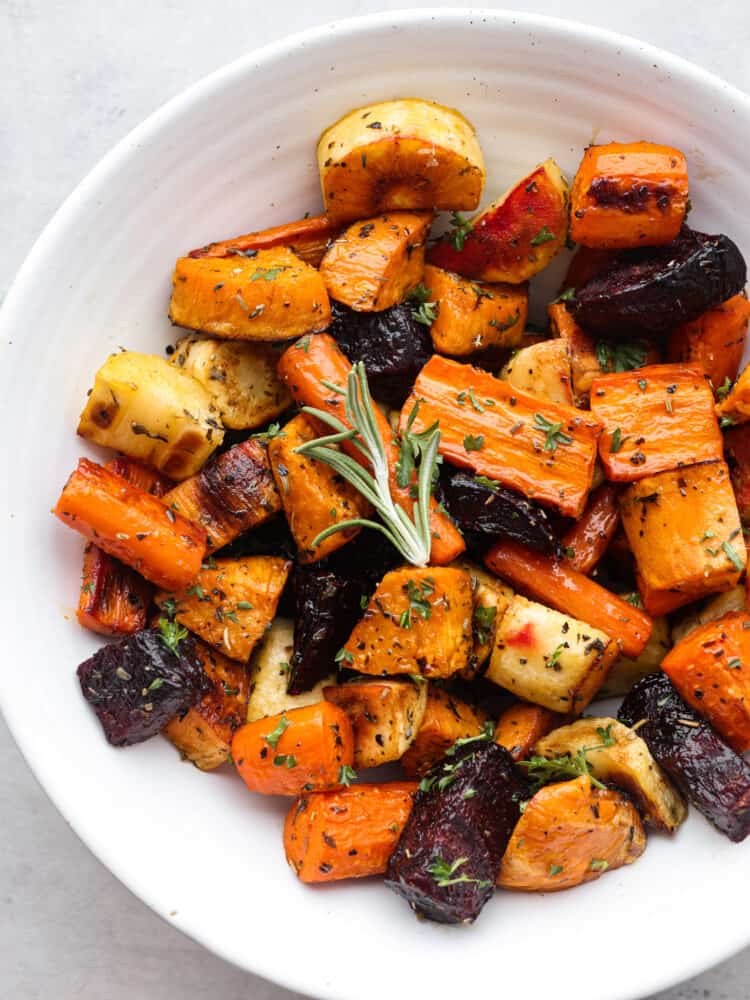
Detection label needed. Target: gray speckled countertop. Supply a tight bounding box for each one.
[3,2,750,997]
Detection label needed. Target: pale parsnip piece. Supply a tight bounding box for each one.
[247,619,334,722]
[599,615,671,698]
[500,338,574,406]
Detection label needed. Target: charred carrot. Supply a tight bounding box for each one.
[493,702,563,761]
[188,213,342,268]
[54,458,206,591]
[561,483,620,575]
[667,294,750,389]
[284,782,418,883]
[276,334,464,564]
[232,701,354,796]
[484,539,653,658]
[105,457,172,496]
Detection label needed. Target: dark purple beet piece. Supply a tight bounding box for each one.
[618,672,750,842]
[77,628,208,747]
[385,739,529,924]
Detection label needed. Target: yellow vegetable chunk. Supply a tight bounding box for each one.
[500,338,575,405]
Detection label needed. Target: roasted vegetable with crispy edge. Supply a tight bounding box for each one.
[421,265,527,356]
[591,364,722,481]
[494,702,562,761]
[77,350,223,480]
[429,159,569,284]
[455,559,514,674]
[155,556,291,663]
[402,355,601,518]
[320,211,431,312]
[667,294,749,390]
[401,687,489,777]
[386,739,529,924]
[498,775,646,890]
[619,672,750,842]
[78,544,154,637]
[232,700,354,796]
[716,359,750,425]
[188,213,342,267]
[599,614,671,697]
[534,717,686,832]
[169,248,331,340]
[500,338,574,406]
[317,98,485,223]
[55,458,206,591]
[619,461,746,616]
[569,142,688,249]
[723,423,750,522]
[484,540,653,659]
[246,618,334,722]
[561,483,620,575]
[324,678,428,769]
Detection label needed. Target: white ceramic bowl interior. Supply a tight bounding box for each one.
[2,10,750,1000]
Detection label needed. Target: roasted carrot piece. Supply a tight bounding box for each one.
[484,539,653,659]
[724,423,750,523]
[105,457,172,496]
[276,334,464,565]
[319,211,432,311]
[400,687,488,777]
[493,702,563,761]
[561,483,620,575]
[662,611,750,753]
[498,775,646,890]
[77,544,153,636]
[667,294,750,390]
[569,142,688,249]
[54,458,206,591]
[232,701,354,796]
[188,213,342,268]
[401,355,601,518]
[284,782,418,883]
[717,360,750,425]
[590,364,722,481]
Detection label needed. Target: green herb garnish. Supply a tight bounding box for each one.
[449,211,473,251]
[157,616,188,656]
[595,341,648,373]
[264,715,290,750]
[533,413,572,453]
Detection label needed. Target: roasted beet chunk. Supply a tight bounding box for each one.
[573,227,747,337]
[328,301,432,407]
[618,672,750,841]
[440,470,558,553]
[77,628,208,746]
[385,739,529,923]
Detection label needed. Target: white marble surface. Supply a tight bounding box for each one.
[2,2,750,997]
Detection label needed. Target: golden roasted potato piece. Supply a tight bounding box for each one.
[535,717,687,833]
[317,98,485,223]
[169,336,290,431]
[670,585,747,646]
[401,686,489,777]
[599,614,671,697]
[78,350,222,480]
[500,338,574,405]
[452,559,514,676]
[246,618,334,722]
[323,679,428,769]
[169,248,331,341]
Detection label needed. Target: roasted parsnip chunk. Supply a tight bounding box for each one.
[246,618,334,722]
[500,338,574,406]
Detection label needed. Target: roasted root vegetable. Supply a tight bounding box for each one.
[317,98,484,223]
[661,611,750,753]
[386,740,528,924]
[421,265,527,356]
[169,248,331,340]
[324,679,428,769]
[320,212,431,311]
[268,414,371,562]
[590,364,722,481]
[456,560,514,672]
[484,540,653,659]
[55,458,206,591]
[671,587,746,646]
[169,336,291,430]
[494,702,561,761]
[534,717,686,832]
[428,159,569,284]
[498,775,646,890]
[232,701,354,796]
[77,350,222,480]
[619,461,746,615]
[189,213,341,267]
[500,338,574,406]
[619,672,750,841]
[548,301,601,406]
[340,567,473,679]
[155,556,291,663]
[284,782,418,883]
[246,619,335,722]
[716,360,750,425]
[486,595,618,714]
[78,544,153,637]
[569,142,688,249]
[599,614,671,697]
[561,483,620,575]
[402,355,601,518]
[723,424,750,522]
[667,294,750,390]
[276,334,464,565]
[77,627,208,746]
[401,687,489,777]
[163,640,249,770]
[162,438,280,554]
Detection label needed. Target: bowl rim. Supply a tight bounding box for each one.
[2,8,750,998]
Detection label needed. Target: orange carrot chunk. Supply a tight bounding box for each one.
[54,458,206,591]
[188,213,342,268]
[561,483,621,575]
[667,294,750,390]
[494,703,563,761]
[232,701,354,796]
[284,782,418,883]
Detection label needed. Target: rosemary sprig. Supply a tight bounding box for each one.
[293,362,440,566]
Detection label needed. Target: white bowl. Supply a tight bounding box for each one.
[2,9,749,1000]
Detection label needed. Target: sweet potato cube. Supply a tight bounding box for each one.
[620,461,746,615]
[400,687,489,777]
[667,294,750,390]
[500,338,574,406]
[591,364,722,481]
[493,702,562,761]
